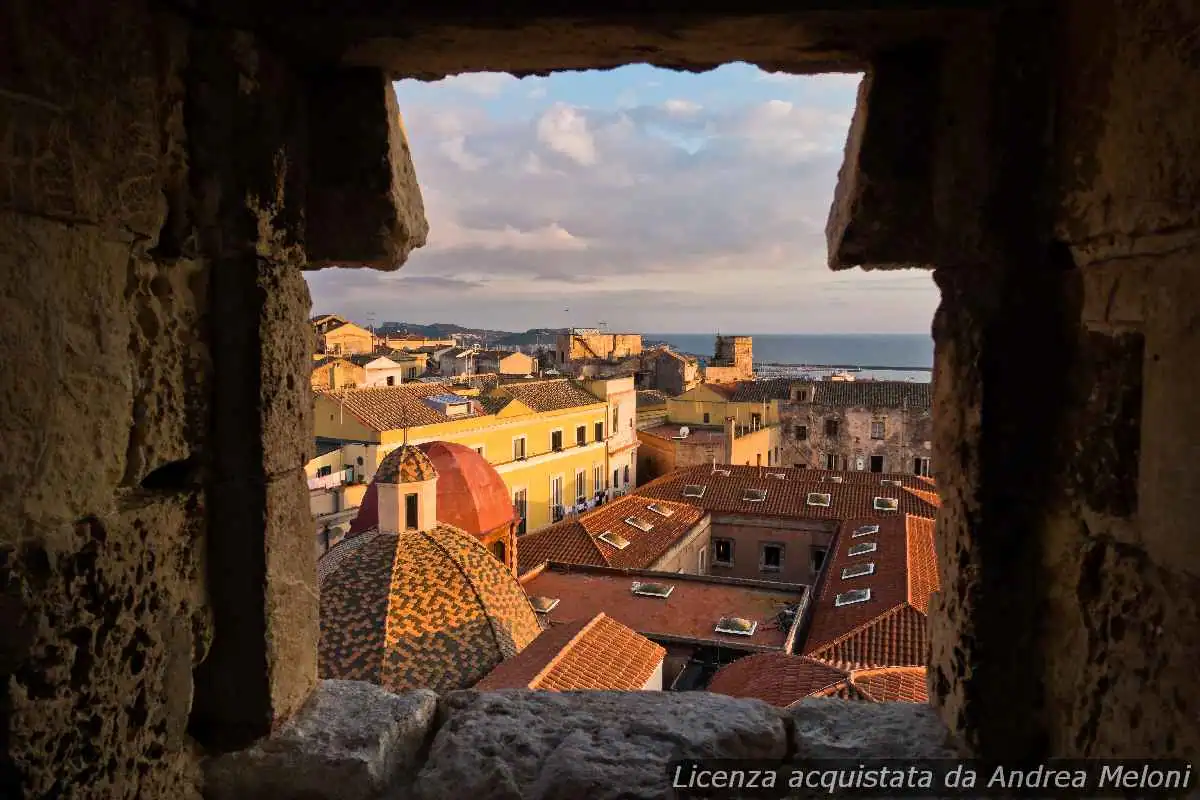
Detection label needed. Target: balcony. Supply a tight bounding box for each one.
[308,467,352,491]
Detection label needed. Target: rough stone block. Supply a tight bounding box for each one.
[203,681,438,800]
[787,699,960,758]
[412,690,790,800]
[305,68,429,270]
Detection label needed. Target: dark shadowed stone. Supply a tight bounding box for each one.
[203,681,437,800]
[1073,331,1143,517]
[787,699,960,758]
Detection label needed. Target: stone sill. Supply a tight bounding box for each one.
[203,680,959,800]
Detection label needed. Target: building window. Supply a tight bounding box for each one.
[760,543,784,572]
[824,453,837,470]
[713,538,734,567]
[703,412,710,424]
[767,450,772,466]
[576,425,587,446]
[870,421,885,439]
[386,375,395,386]
[404,493,419,530]
[810,547,827,574]
[914,457,932,476]
[612,408,619,430]
[751,412,762,429]
[698,548,707,575]
[550,476,564,520]
[824,419,840,437]
[613,469,620,491]
[316,465,332,477]
[870,455,885,473]
[551,430,563,451]
[794,425,807,440]
[575,469,586,504]
[513,437,527,460]
[756,453,762,467]
[594,421,604,441]
[623,464,630,485]
[513,489,527,536]
[593,465,603,496]
[491,539,507,564]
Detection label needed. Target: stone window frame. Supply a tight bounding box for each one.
[712,537,735,567]
[870,420,885,439]
[759,541,785,573]
[794,424,807,440]
[824,418,840,437]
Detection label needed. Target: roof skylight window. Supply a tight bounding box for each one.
[631,581,674,598]
[682,484,706,498]
[529,596,560,613]
[835,588,872,607]
[714,617,758,636]
[873,497,899,511]
[806,492,832,507]
[848,542,877,557]
[841,563,876,580]
[743,489,767,502]
[625,516,653,532]
[853,524,880,537]
[597,530,631,550]
[647,502,675,518]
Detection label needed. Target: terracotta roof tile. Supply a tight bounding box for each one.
[633,464,939,521]
[475,613,665,691]
[811,381,932,410]
[703,382,740,399]
[521,564,806,650]
[323,384,486,430]
[374,444,438,484]
[849,667,929,703]
[517,496,706,575]
[318,525,542,694]
[800,514,939,670]
[728,378,800,402]
[903,486,941,508]
[706,653,849,706]
[493,379,605,413]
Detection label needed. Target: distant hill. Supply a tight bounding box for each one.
[379,322,565,346]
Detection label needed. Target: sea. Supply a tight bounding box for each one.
[646,333,933,383]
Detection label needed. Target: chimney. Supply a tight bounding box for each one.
[376,446,439,535]
[723,416,735,465]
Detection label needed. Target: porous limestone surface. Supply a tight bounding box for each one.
[787,699,960,758]
[203,681,438,800]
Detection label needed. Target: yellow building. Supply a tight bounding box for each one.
[314,317,374,354]
[311,379,619,534]
[635,381,784,483]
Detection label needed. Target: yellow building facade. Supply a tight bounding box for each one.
[319,321,374,354]
[311,381,618,533]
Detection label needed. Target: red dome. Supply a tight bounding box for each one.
[417,441,517,537]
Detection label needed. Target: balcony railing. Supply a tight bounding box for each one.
[308,468,352,491]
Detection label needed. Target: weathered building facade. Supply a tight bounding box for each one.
[703,335,754,383]
[782,381,933,475]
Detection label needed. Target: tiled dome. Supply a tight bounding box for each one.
[417,441,517,537]
[375,444,438,484]
[318,524,542,693]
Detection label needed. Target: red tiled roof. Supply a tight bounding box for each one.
[475,613,665,691]
[323,383,483,430]
[903,486,941,509]
[702,382,740,399]
[916,475,936,488]
[800,514,939,670]
[492,379,605,413]
[706,653,849,706]
[633,464,939,521]
[849,667,929,703]
[517,495,706,575]
[520,564,806,651]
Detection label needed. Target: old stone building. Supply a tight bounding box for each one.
[4,0,1200,797]
[783,380,933,474]
[703,335,754,383]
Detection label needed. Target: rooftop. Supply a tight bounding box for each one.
[638,424,726,444]
[800,514,939,670]
[474,613,665,691]
[516,495,707,575]
[808,381,933,411]
[633,464,940,521]
[636,389,670,408]
[520,563,807,651]
[321,384,485,430]
[491,378,605,413]
[705,653,929,706]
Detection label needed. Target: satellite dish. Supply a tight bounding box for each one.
[679,426,690,437]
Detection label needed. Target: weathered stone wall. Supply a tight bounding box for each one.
[782,403,933,473]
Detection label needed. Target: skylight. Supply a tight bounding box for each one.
[682,484,706,498]
[625,516,653,532]
[714,617,758,636]
[806,492,832,507]
[597,530,631,550]
[743,489,767,502]
[647,502,675,518]
[835,588,872,607]
[529,596,560,613]
[841,563,876,580]
[881,479,903,487]
[631,581,674,598]
[767,472,787,480]
[873,497,899,511]
[853,524,880,537]
[824,475,844,483]
[713,469,731,477]
[848,542,878,557]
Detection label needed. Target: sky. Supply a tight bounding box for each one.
[303,64,940,335]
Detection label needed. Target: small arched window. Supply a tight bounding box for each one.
[491,539,507,564]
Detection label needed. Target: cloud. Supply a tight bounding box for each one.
[305,67,938,334]
[535,104,598,166]
[439,72,518,96]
